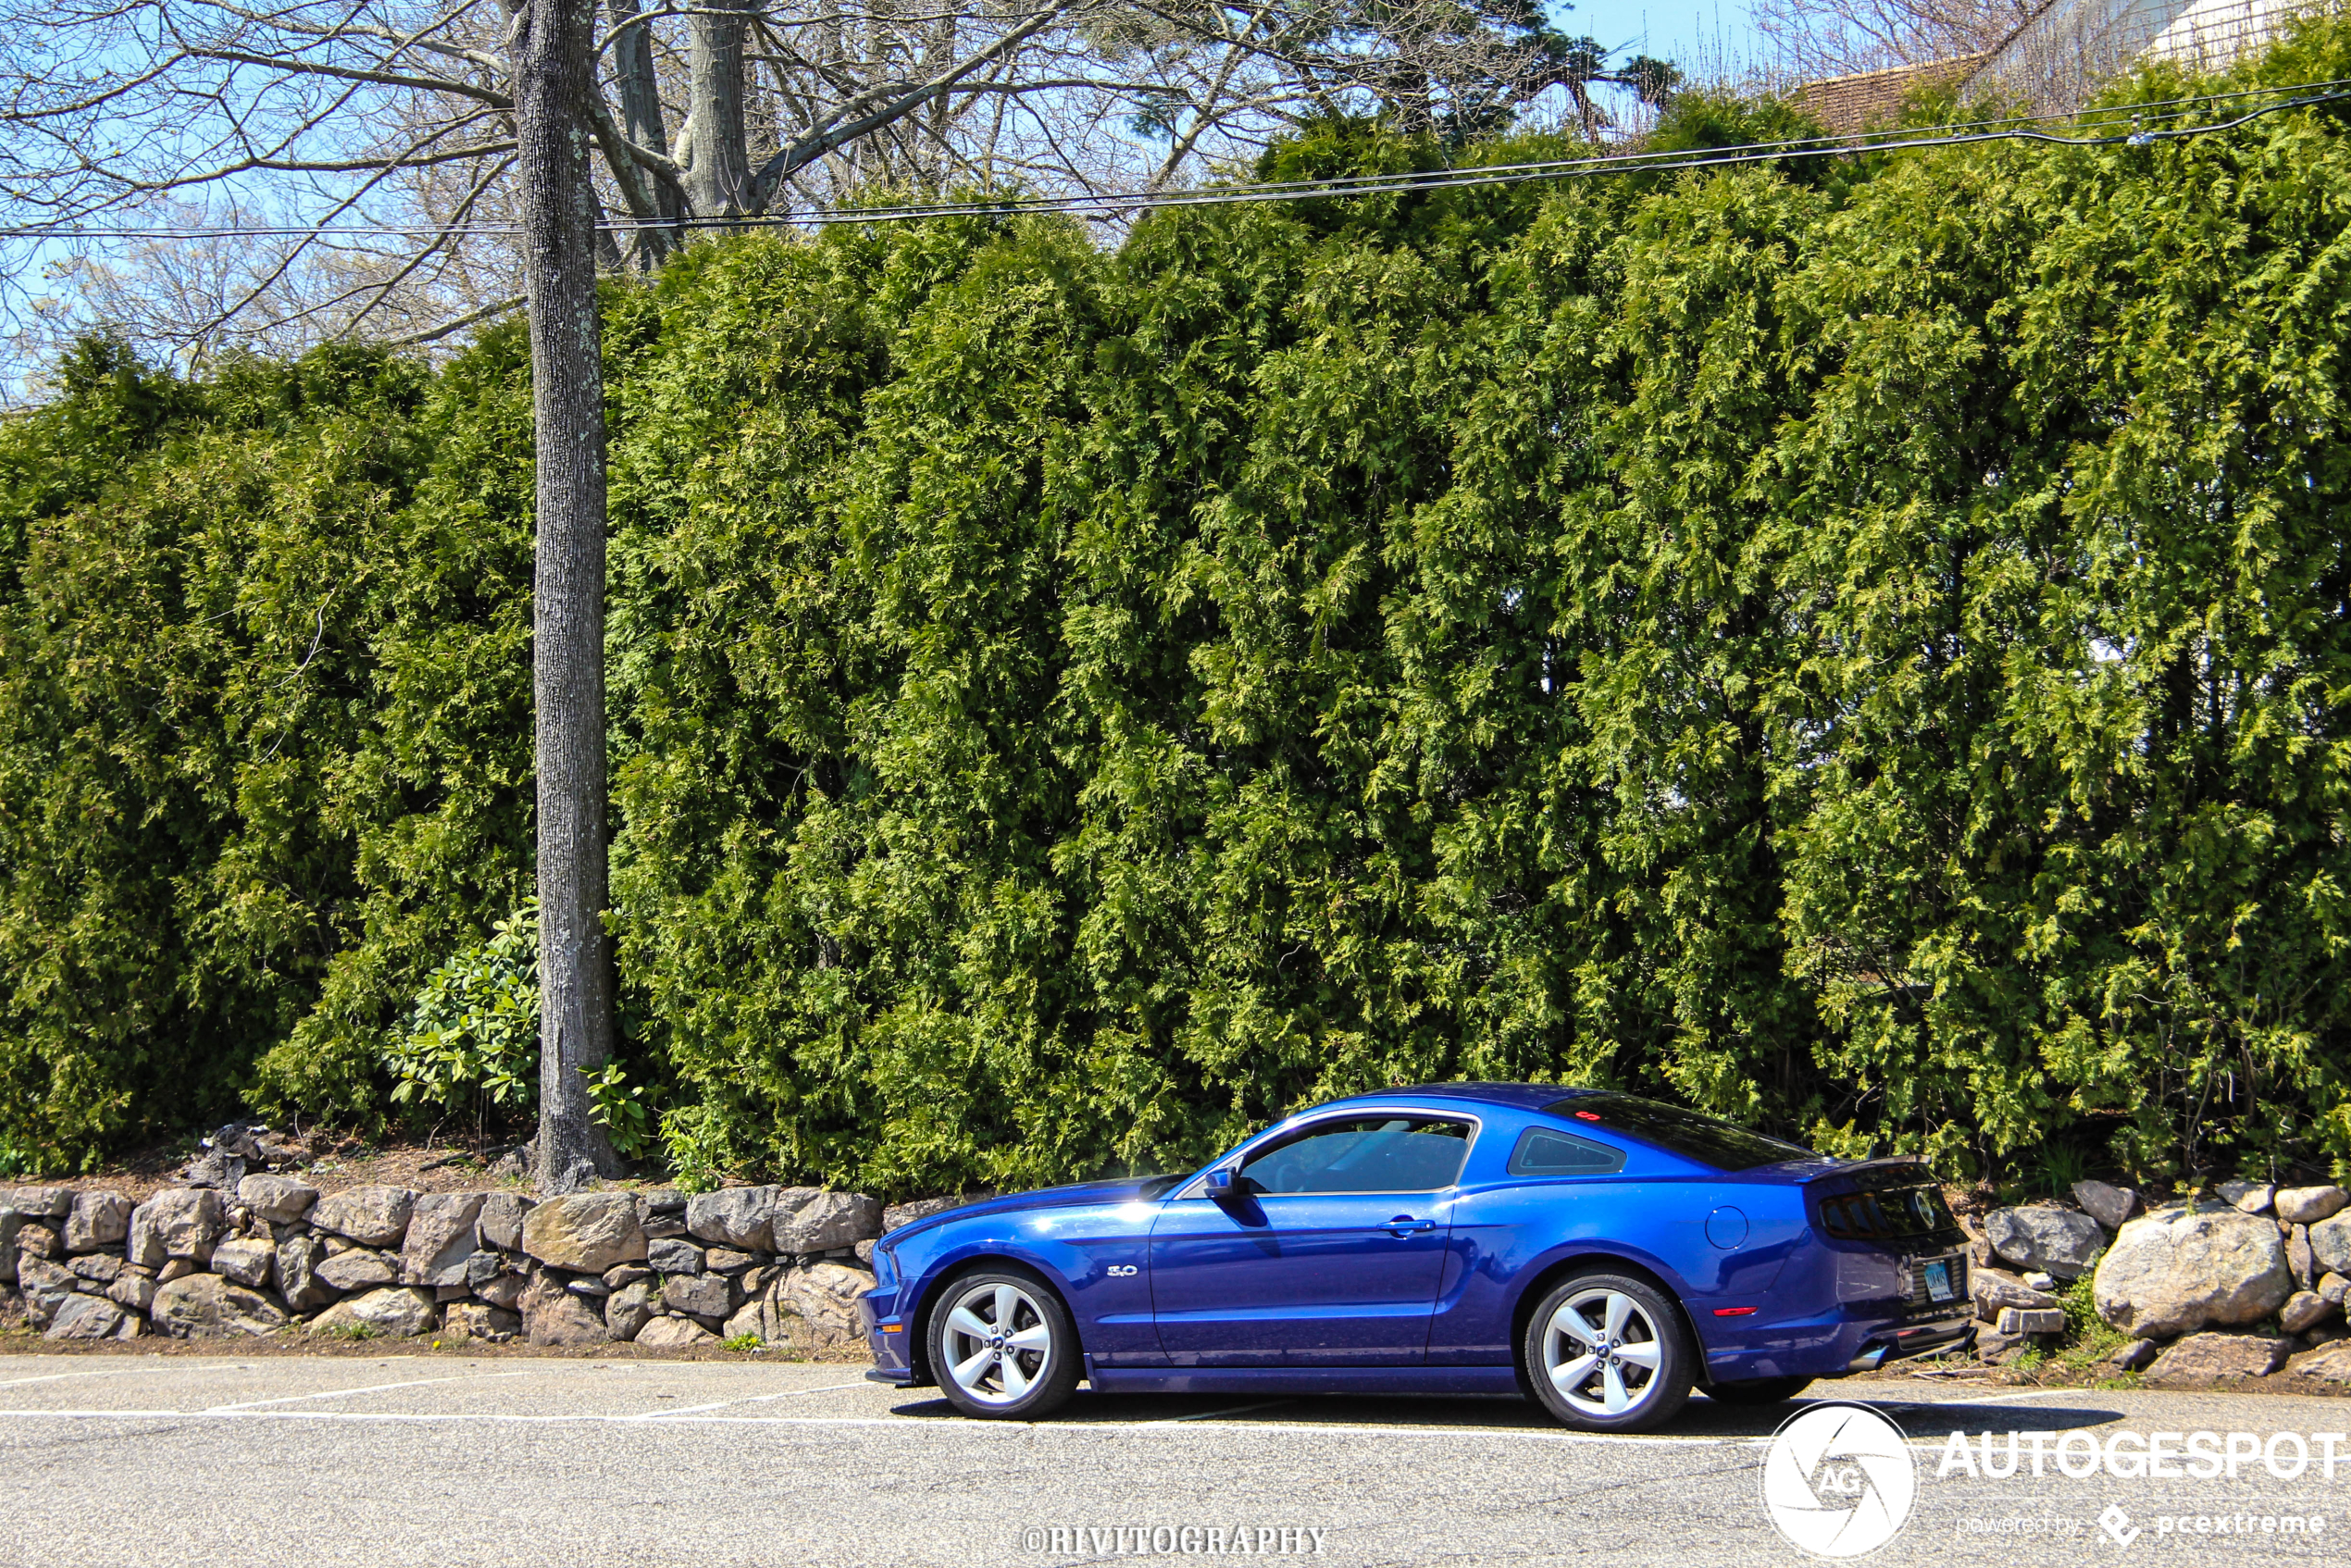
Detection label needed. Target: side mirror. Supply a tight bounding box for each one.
[1200,1167,1238,1201]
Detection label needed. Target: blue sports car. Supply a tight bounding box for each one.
[858,1083,1973,1431]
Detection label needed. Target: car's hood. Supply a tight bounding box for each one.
[886,1176,1170,1239]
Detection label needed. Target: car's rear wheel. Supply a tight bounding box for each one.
[927,1269,1080,1420]
[1704,1375,1812,1407]
[1523,1271,1693,1433]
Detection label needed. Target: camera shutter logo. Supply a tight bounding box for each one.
[1759,1403,1918,1557]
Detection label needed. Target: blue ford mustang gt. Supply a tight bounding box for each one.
[858,1083,1973,1431]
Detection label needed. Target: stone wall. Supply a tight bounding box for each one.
[1964,1179,2351,1384]
[0,1180,888,1353]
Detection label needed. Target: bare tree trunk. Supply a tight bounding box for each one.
[516,0,621,1192]
[687,0,753,219]
[608,0,681,263]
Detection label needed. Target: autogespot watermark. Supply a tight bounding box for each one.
[1018,1525,1329,1556]
[1758,1416,2347,1557]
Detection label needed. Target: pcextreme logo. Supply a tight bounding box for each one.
[1760,1403,1918,1558]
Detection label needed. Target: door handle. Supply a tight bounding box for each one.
[1380,1216,1437,1236]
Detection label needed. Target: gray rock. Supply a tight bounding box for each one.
[2217,1178,2273,1214]
[309,1287,437,1338]
[105,1272,157,1313]
[475,1191,534,1251]
[854,1239,875,1266]
[17,1221,58,1258]
[2310,1212,2351,1276]
[634,1315,716,1350]
[210,1236,276,1291]
[684,1186,776,1250]
[519,1274,609,1346]
[2021,1271,2057,1292]
[565,1275,612,1299]
[638,1188,687,1216]
[2094,1203,2294,1338]
[767,1262,874,1355]
[236,1174,318,1224]
[179,1149,245,1190]
[44,1293,127,1341]
[5,1185,72,1219]
[2322,1272,2351,1306]
[309,1186,417,1249]
[2071,1180,2141,1231]
[705,1247,757,1274]
[476,1270,527,1311]
[1985,1205,2107,1279]
[881,1192,996,1234]
[317,1248,398,1291]
[2108,1338,2158,1372]
[0,1205,17,1283]
[154,1258,197,1284]
[605,1279,658,1340]
[602,1263,652,1289]
[2283,1289,2336,1334]
[277,1234,335,1312]
[661,1272,735,1319]
[2145,1331,2289,1381]
[399,1191,485,1287]
[648,1238,704,1275]
[68,1252,121,1283]
[771,1188,883,1252]
[520,1192,645,1274]
[1970,1265,2059,1324]
[2276,1185,2350,1226]
[63,1191,131,1252]
[2286,1342,2351,1382]
[2289,1226,2317,1289]
[128,1188,226,1267]
[1972,1327,2022,1363]
[152,1274,288,1338]
[642,1213,690,1240]
[1996,1306,2067,1336]
[443,1300,520,1340]
[17,1255,75,1326]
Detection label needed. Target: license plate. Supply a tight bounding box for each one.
[1922,1258,1956,1302]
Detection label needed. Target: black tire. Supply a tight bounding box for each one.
[1521,1270,1694,1434]
[1704,1375,1813,1407]
[925,1267,1081,1421]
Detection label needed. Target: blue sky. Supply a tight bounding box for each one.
[1564,0,1772,81]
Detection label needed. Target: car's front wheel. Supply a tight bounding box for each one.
[927,1269,1080,1420]
[1523,1271,1694,1433]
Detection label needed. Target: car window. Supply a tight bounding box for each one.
[1542,1092,1811,1172]
[1506,1126,1624,1176]
[1238,1117,1473,1195]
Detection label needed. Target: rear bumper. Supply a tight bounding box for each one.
[1845,1312,1975,1372]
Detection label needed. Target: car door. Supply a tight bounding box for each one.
[1148,1114,1473,1366]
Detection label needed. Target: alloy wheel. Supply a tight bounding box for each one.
[1542,1287,1665,1418]
[939,1279,1054,1407]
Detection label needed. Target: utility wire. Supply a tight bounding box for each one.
[6,77,2347,243]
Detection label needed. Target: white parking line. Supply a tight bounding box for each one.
[628,1380,870,1419]
[0,1365,243,1389]
[1140,1400,1293,1425]
[204,1371,539,1412]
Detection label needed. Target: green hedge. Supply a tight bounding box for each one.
[4,23,2350,1190]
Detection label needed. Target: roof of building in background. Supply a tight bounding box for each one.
[1795,56,1986,134]
[1966,0,2304,109]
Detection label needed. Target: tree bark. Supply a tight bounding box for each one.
[516,0,622,1191]
[686,0,753,220]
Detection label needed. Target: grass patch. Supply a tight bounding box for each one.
[317,1321,380,1342]
[721,1333,764,1352]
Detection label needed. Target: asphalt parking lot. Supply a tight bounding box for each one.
[0,1354,2345,1566]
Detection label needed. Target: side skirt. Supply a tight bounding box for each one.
[1087,1366,1523,1397]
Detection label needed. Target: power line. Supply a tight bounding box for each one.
[6,78,2346,243]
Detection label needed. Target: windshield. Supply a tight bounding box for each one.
[1544,1092,1812,1173]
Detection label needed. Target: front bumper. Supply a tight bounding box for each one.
[860,1279,918,1383]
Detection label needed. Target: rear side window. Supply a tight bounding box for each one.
[1507,1127,1625,1176]
[1542,1092,1811,1173]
